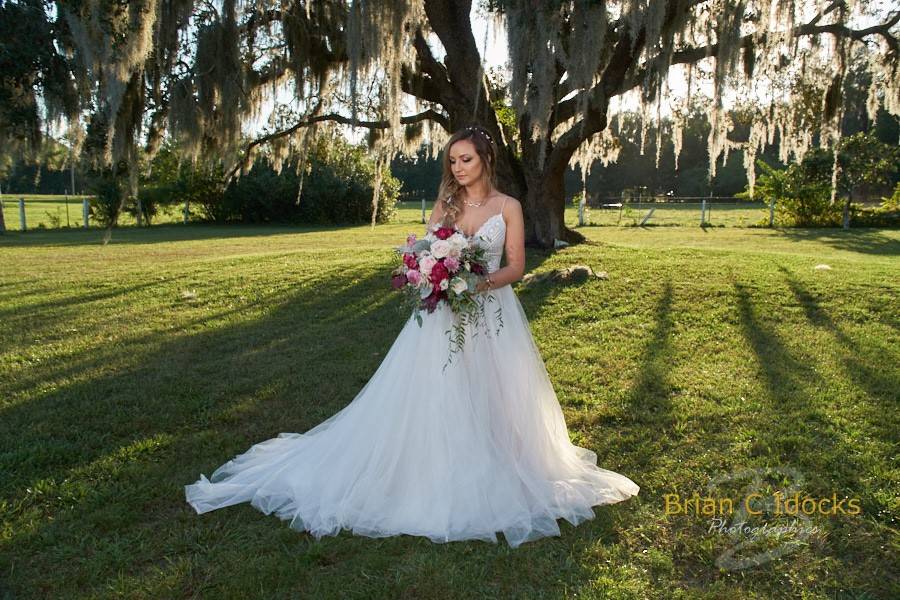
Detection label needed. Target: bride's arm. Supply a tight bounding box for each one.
[476,199,526,291]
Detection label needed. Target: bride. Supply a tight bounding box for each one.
[185,125,639,548]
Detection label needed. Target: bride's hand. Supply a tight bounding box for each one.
[474,276,491,293]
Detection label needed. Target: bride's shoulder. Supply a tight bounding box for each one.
[497,193,522,215]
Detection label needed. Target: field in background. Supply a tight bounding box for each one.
[397,199,771,228]
[0,196,187,229]
[3,196,773,231]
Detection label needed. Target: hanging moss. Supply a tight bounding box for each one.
[7,0,899,220]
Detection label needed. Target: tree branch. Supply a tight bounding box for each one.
[408,26,460,106]
[552,2,897,130]
[618,9,899,97]
[224,108,449,181]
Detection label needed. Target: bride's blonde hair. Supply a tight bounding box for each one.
[435,125,499,227]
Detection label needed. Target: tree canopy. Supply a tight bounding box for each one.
[2,0,898,245]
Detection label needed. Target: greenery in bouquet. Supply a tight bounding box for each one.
[391,224,504,371]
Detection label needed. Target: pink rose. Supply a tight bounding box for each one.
[443,256,459,271]
[406,269,421,285]
[406,233,417,246]
[419,255,437,274]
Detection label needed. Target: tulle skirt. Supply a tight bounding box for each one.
[185,283,639,548]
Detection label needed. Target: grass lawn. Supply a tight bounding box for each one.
[0,210,897,598]
[1,196,188,230]
[3,197,771,231]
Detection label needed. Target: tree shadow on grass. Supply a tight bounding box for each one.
[775,228,900,257]
[727,278,893,597]
[0,260,634,598]
[0,223,360,248]
[776,265,899,421]
[0,276,194,324]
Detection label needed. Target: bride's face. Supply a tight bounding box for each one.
[448,139,484,186]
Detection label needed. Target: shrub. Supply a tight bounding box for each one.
[218,142,400,225]
[143,135,399,225]
[853,182,900,227]
[742,157,840,227]
[85,163,129,227]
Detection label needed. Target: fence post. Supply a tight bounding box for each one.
[421,197,426,224]
[700,197,706,226]
[578,196,585,226]
[184,199,190,224]
[768,199,775,227]
[19,197,26,231]
[83,199,90,228]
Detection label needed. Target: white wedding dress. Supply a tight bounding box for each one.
[185,204,640,548]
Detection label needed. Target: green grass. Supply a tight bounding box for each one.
[3,196,770,231]
[1,196,189,230]
[578,201,770,227]
[0,209,898,598]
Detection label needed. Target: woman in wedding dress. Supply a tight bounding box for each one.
[185,125,639,548]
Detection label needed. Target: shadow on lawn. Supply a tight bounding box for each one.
[0,222,359,248]
[726,276,892,595]
[777,265,899,420]
[0,255,622,597]
[612,280,677,475]
[0,277,192,324]
[775,228,900,257]
[733,277,877,493]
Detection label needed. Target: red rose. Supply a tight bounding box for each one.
[470,262,485,275]
[403,253,417,269]
[435,226,455,240]
[423,287,442,312]
[391,274,408,289]
[430,261,449,284]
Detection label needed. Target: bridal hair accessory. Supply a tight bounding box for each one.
[466,126,492,142]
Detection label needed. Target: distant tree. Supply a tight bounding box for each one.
[835,132,900,228]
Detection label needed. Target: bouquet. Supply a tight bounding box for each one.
[391,224,504,371]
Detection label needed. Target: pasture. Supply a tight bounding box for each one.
[1,208,897,598]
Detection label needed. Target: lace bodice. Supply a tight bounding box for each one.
[466,212,506,274]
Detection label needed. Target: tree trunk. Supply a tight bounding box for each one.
[0,180,5,234]
[842,192,851,230]
[520,159,585,248]
[420,0,584,250]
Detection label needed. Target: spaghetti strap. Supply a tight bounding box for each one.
[499,195,507,215]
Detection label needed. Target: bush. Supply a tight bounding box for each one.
[742,137,899,228]
[86,163,129,227]
[742,157,841,227]
[775,180,842,227]
[217,142,400,225]
[144,135,400,225]
[853,182,900,227]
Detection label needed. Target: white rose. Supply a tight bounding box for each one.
[449,233,467,250]
[448,238,466,257]
[450,277,468,294]
[430,239,451,259]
